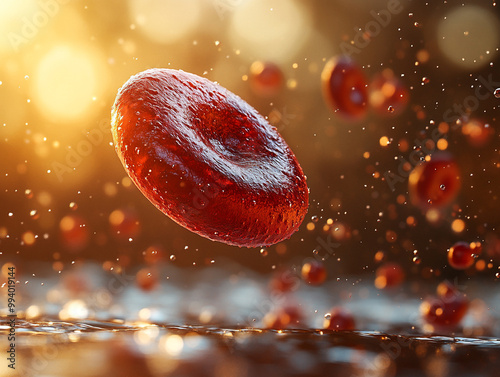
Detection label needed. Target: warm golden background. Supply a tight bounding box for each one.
[1,0,499,277]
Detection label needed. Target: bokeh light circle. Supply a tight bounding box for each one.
[127,0,201,45]
[229,0,312,63]
[32,45,106,123]
[437,6,499,69]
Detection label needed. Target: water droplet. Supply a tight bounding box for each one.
[388,106,395,113]
[494,88,500,98]
[324,313,331,320]
[440,184,446,190]
[413,256,421,264]
[169,254,176,261]
[260,248,268,256]
[311,215,319,223]
[422,77,430,84]
[69,202,78,210]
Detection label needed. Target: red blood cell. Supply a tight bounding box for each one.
[369,69,409,116]
[143,244,166,264]
[374,262,405,289]
[421,281,468,327]
[448,241,478,270]
[408,153,461,209]
[59,215,89,252]
[136,267,159,291]
[109,208,141,241]
[263,304,302,329]
[321,56,368,120]
[269,268,300,293]
[462,119,494,147]
[111,69,308,247]
[323,308,355,331]
[249,61,284,97]
[301,260,327,285]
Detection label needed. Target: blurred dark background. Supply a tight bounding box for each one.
[1,0,499,280]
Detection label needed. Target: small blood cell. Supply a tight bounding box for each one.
[109,208,141,241]
[59,215,89,252]
[263,304,302,329]
[374,262,405,289]
[462,119,494,147]
[408,153,461,209]
[112,69,308,247]
[301,260,327,285]
[143,244,166,264]
[321,56,368,120]
[420,281,468,328]
[369,69,409,116]
[323,308,355,331]
[136,267,159,291]
[448,241,478,270]
[269,268,299,293]
[249,61,284,97]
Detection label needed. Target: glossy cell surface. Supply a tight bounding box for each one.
[111,69,309,247]
[408,153,461,209]
[321,56,368,119]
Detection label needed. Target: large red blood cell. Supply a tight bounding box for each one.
[321,56,368,120]
[111,69,308,247]
[408,153,461,209]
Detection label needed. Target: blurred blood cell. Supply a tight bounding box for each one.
[408,153,461,209]
[143,244,166,264]
[321,56,368,119]
[369,69,409,116]
[301,260,327,285]
[374,262,405,289]
[269,268,299,293]
[263,303,302,329]
[111,68,308,247]
[420,281,468,328]
[136,267,159,291]
[323,308,355,331]
[249,61,284,97]
[59,215,89,252]
[461,119,494,147]
[448,241,478,270]
[109,208,141,241]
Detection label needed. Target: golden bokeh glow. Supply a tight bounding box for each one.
[229,0,312,63]
[32,44,106,123]
[437,6,499,68]
[128,0,202,44]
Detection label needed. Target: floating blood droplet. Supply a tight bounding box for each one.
[448,241,478,270]
[111,69,308,247]
[249,61,284,97]
[408,153,461,209]
[369,69,409,116]
[421,281,468,328]
[321,56,368,120]
[301,260,327,285]
[323,307,355,331]
[374,262,405,289]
